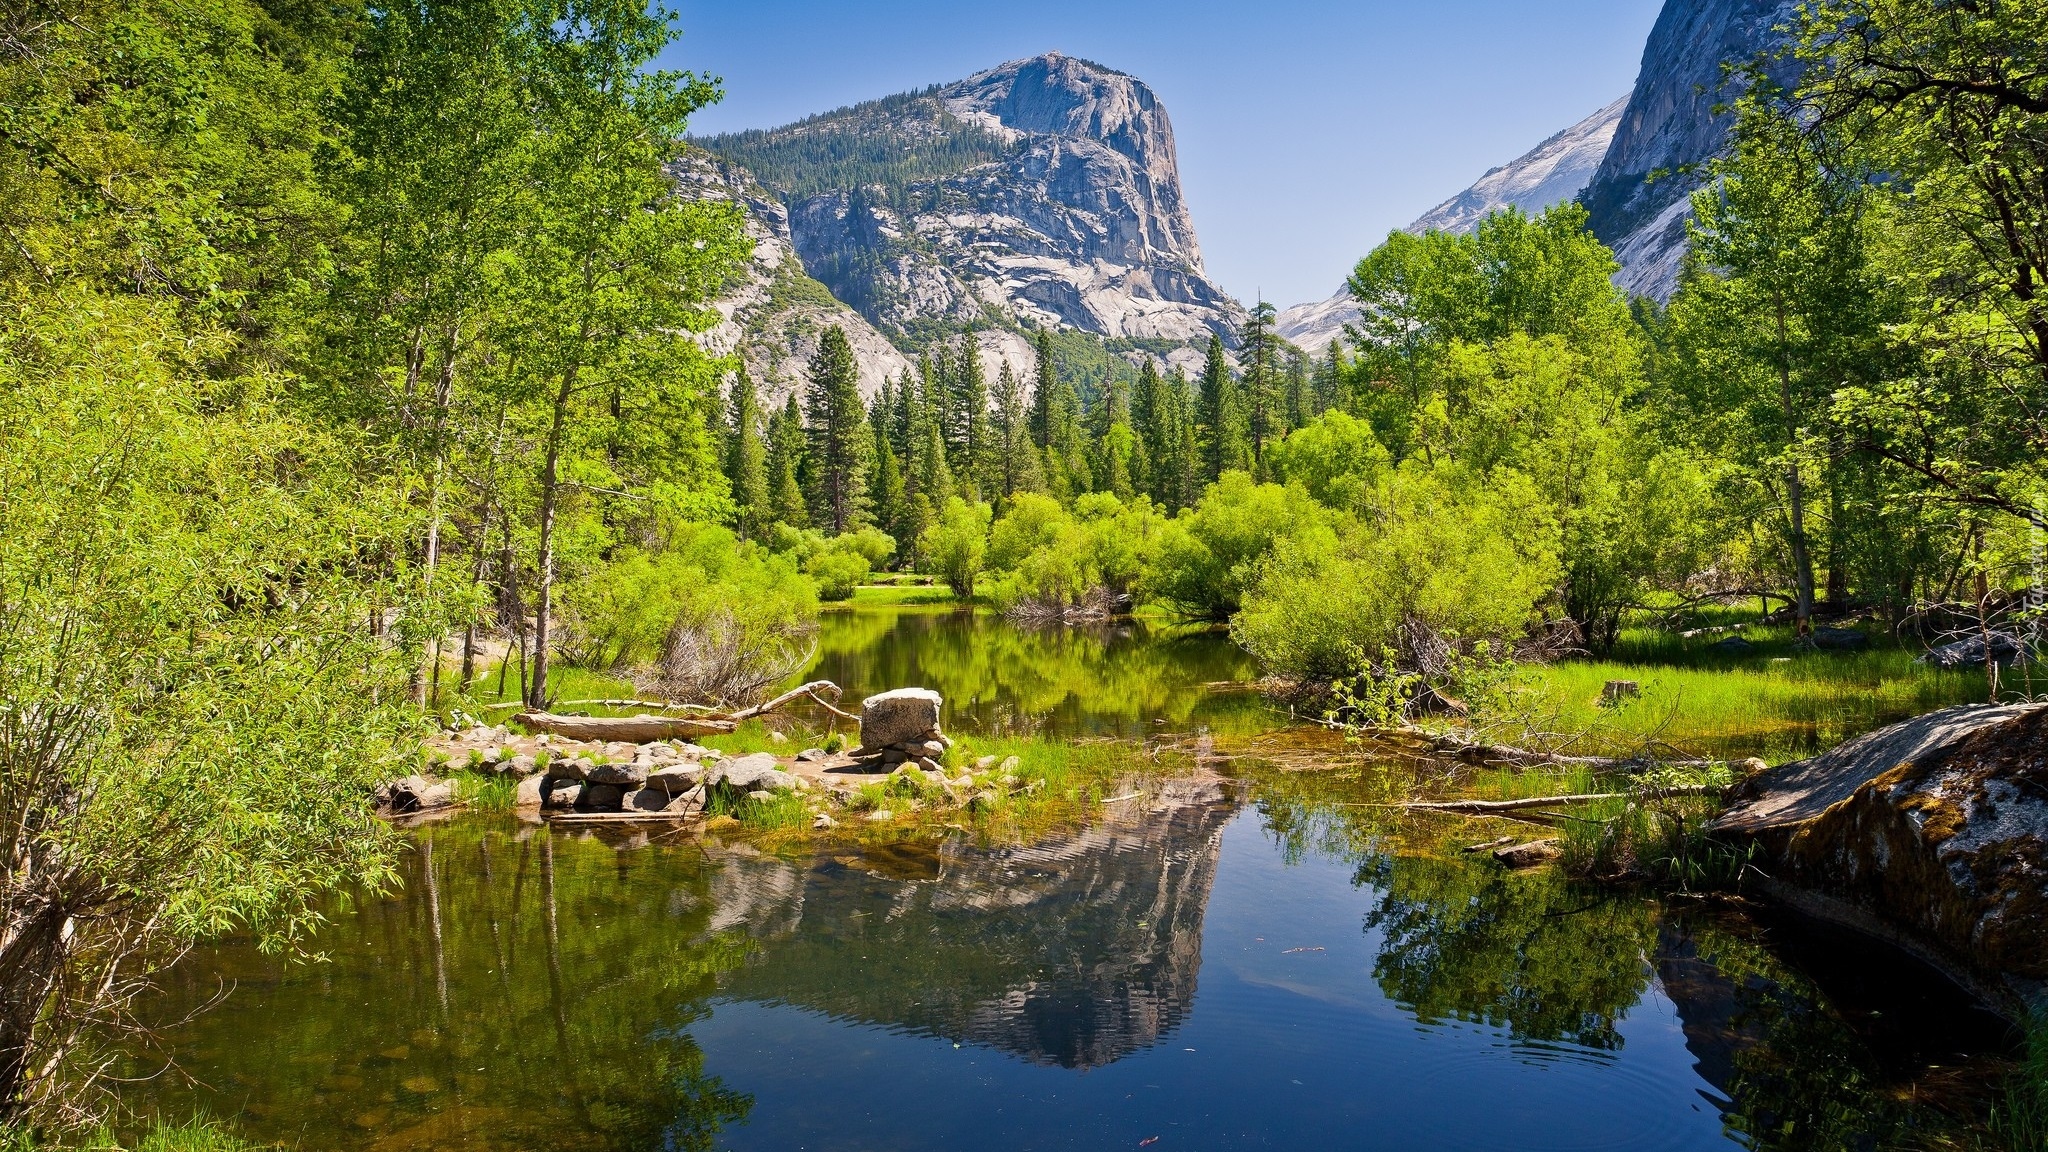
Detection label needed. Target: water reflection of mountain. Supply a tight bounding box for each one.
[713,779,1238,1068]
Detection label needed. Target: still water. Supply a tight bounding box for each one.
[128,609,2013,1150]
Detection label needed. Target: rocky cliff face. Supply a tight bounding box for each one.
[709,53,1242,352]
[1277,97,1627,355]
[1580,0,1801,298]
[668,149,912,406]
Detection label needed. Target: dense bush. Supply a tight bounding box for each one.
[918,498,993,597]
[983,493,1166,617]
[1232,465,1559,684]
[1264,410,1391,510]
[1145,473,1330,620]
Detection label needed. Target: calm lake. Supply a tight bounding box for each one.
[127,608,2016,1150]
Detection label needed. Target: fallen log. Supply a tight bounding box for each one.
[1404,784,1723,816]
[515,680,853,742]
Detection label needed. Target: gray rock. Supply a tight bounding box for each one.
[581,783,625,812]
[708,753,795,793]
[969,789,1000,813]
[859,688,944,751]
[1919,632,2033,671]
[913,756,942,774]
[1709,636,1756,655]
[997,756,1022,774]
[1810,626,1869,651]
[515,774,547,808]
[882,748,910,766]
[974,755,998,772]
[865,809,894,823]
[813,813,839,830]
[499,753,540,778]
[645,766,703,794]
[378,775,455,814]
[625,788,678,814]
[745,789,778,803]
[542,780,581,810]
[1494,840,1563,869]
[796,747,830,763]
[585,761,647,788]
[914,739,948,759]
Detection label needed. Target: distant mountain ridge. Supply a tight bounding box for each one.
[1277,97,1626,355]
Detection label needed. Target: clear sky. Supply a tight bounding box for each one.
[664,0,1664,308]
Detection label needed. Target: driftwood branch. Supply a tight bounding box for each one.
[514,680,852,741]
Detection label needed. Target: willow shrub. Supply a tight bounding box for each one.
[0,289,412,1122]
[1232,465,1559,684]
[1145,473,1330,620]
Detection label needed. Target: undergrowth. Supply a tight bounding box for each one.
[1993,1011,2048,1152]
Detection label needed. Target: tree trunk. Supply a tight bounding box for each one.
[527,368,578,709]
[1775,298,1816,635]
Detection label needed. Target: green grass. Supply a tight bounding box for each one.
[460,659,638,712]
[449,771,518,812]
[1994,1010,2048,1152]
[845,582,957,606]
[1497,632,1988,762]
[4,1121,268,1152]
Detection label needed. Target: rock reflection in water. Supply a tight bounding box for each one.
[719,777,1236,1068]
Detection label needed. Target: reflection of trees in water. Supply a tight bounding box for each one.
[717,780,1237,1068]
[1358,853,1656,1050]
[802,612,1260,736]
[137,824,753,1152]
[1254,778,1997,1148]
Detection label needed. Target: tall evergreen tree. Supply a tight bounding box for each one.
[869,378,904,538]
[1314,341,1346,416]
[1092,371,1138,499]
[1282,347,1314,430]
[1239,301,1283,474]
[1132,358,1168,500]
[1162,366,1203,511]
[1029,328,1056,450]
[990,361,1040,499]
[804,326,870,533]
[725,372,771,539]
[952,332,990,496]
[1197,333,1248,480]
[768,394,809,527]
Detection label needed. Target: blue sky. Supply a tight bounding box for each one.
[664,0,1663,307]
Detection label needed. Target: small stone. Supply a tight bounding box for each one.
[625,788,674,813]
[586,761,647,788]
[891,763,923,779]
[745,789,777,803]
[865,809,894,823]
[767,730,789,746]
[1000,774,1020,788]
[997,756,1021,774]
[974,755,998,772]
[515,774,547,808]
[913,756,942,774]
[953,773,975,789]
[708,753,795,793]
[581,783,625,812]
[500,753,539,777]
[796,748,830,763]
[882,748,910,766]
[922,769,949,787]
[542,781,581,810]
[1736,757,1770,776]
[813,813,839,830]
[646,766,703,794]
[915,740,947,759]
[969,789,1000,813]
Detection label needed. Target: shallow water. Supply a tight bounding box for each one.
[132,801,2008,1151]
[125,610,2017,1148]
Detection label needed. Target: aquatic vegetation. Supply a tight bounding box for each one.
[448,772,518,813]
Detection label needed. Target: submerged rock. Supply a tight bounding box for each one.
[1716,702,2048,983]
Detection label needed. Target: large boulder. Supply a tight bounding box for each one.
[859,688,944,751]
[1715,702,2048,981]
[707,753,795,794]
[1919,632,2035,671]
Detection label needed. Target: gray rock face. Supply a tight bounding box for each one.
[706,53,1243,349]
[668,149,912,407]
[859,688,944,750]
[1410,96,1629,237]
[1580,0,1802,299]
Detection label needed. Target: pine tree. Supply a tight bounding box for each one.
[1239,301,1283,475]
[725,372,771,539]
[1092,371,1137,499]
[1314,341,1346,416]
[952,332,990,497]
[990,360,1040,499]
[1282,347,1314,430]
[767,394,809,526]
[804,326,871,533]
[1132,358,1168,501]
[1161,366,1201,511]
[869,378,904,538]
[1029,328,1056,451]
[1197,333,1248,480]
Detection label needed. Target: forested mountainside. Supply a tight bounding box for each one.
[1580,0,1802,298]
[694,53,1243,363]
